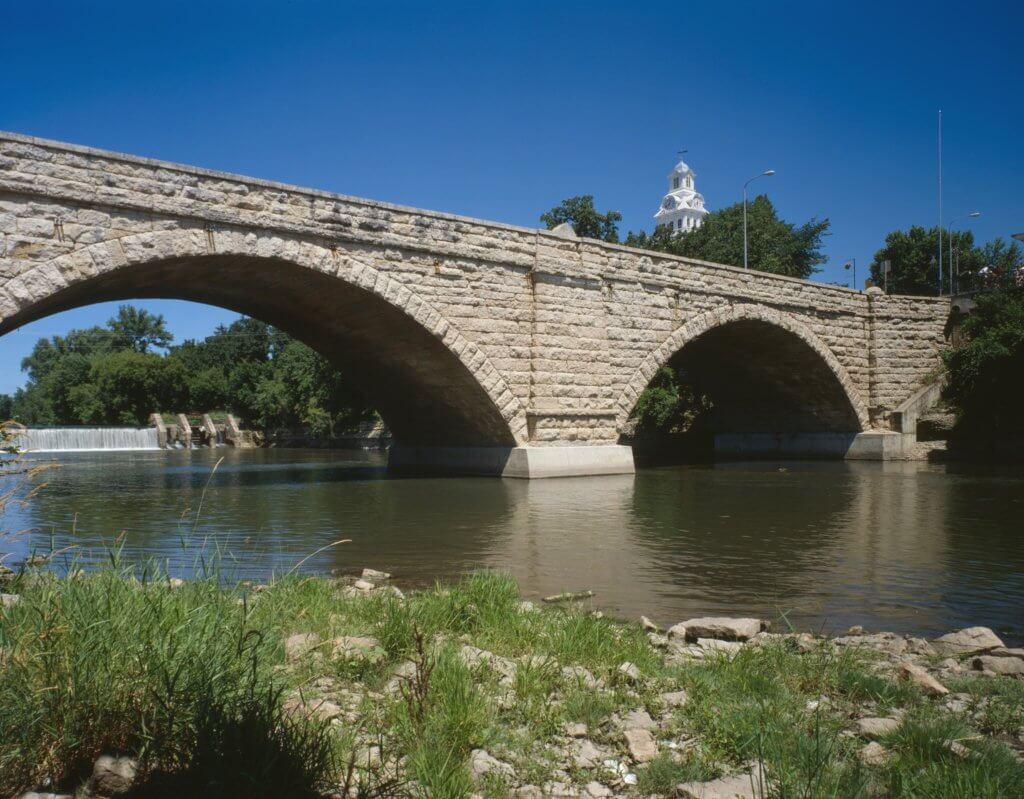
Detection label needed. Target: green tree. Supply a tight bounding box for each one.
[89,350,185,425]
[868,225,987,296]
[943,289,1024,434]
[625,196,829,279]
[540,195,622,242]
[629,365,711,434]
[107,305,173,353]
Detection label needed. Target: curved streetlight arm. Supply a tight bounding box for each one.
[947,212,981,294]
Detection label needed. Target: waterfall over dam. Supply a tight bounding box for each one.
[11,427,160,452]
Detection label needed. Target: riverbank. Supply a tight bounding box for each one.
[1,567,1022,798]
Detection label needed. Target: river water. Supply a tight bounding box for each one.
[3,449,1022,644]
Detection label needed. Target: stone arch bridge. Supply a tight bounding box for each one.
[0,132,950,477]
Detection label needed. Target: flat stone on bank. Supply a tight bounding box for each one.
[660,689,689,708]
[89,755,138,795]
[676,617,764,642]
[283,632,321,662]
[469,748,515,780]
[677,763,766,798]
[898,661,949,696]
[624,728,658,762]
[933,627,1004,655]
[854,717,899,739]
[361,567,390,580]
[973,655,1024,677]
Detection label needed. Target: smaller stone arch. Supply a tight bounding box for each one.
[615,304,871,433]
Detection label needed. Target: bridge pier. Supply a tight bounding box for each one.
[388,444,636,478]
[713,431,907,460]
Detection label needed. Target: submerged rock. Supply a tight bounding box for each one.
[361,567,391,581]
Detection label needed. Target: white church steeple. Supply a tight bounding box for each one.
[654,156,707,232]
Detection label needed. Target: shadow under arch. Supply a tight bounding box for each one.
[0,229,527,448]
[616,305,869,454]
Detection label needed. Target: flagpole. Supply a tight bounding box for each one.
[938,110,943,295]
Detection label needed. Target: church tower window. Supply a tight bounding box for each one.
[673,177,680,189]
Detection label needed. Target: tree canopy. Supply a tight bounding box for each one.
[943,288,1024,435]
[625,196,829,280]
[1,305,373,434]
[868,227,1023,296]
[540,195,623,242]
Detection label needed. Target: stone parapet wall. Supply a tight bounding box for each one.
[0,131,951,449]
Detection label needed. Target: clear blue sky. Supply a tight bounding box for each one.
[1,0,1021,393]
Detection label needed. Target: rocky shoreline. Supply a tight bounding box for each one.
[2,568,1023,798]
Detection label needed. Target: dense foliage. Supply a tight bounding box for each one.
[629,366,712,435]
[540,195,623,242]
[868,226,1024,296]
[943,289,1024,434]
[625,196,830,280]
[2,305,372,435]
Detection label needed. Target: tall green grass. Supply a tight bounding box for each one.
[0,565,339,797]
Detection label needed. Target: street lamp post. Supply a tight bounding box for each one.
[844,258,857,290]
[947,211,980,295]
[743,170,775,269]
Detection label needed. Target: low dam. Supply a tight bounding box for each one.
[9,426,160,452]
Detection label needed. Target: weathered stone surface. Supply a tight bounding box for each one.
[677,764,766,798]
[660,689,690,708]
[331,635,384,664]
[833,631,908,658]
[616,708,656,731]
[353,578,376,592]
[934,627,1004,655]
[618,661,642,682]
[469,748,515,780]
[89,755,138,795]
[361,567,390,581]
[898,661,949,696]
[571,739,608,768]
[283,632,321,662]
[624,727,658,762]
[854,717,899,739]
[859,741,892,766]
[0,593,19,608]
[973,655,1024,677]
[677,617,764,642]
[0,131,950,467]
[582,781,613,798]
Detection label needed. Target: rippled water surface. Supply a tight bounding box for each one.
[4,449,1023,644]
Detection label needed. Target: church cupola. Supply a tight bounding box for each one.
[654,156,707,233]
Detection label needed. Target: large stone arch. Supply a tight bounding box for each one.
[615,304,871,434]
[0,227,528,447]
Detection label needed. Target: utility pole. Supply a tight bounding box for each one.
[938,110,943,295]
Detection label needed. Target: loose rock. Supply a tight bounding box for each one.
[89,755,138,795]
[660,689,689,708]
[933,627,1004,655]
[973,655,1024,677]
[898,661,949,696]
[676,617,764,642]
[677,763,766,798]
[854,717,899,739]
[572,739,607,769]
[283,632,321,662]
[1,593,20,608]
[361,567,390,581]
[332,635,385,664]
[859,741,892,766]
[623,728,658,762]
[469,748,515,780]
[617,661,641,683]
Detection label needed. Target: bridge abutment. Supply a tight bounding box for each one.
[713,431,907,460]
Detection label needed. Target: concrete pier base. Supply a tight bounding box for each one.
[388,444,636,478]
[714,431,906,460]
